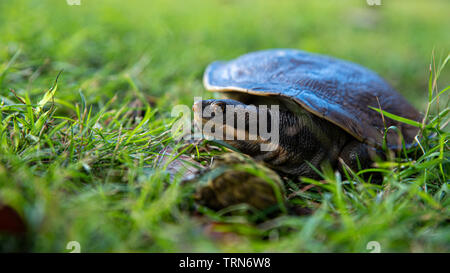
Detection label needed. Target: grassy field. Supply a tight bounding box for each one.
[0,0,449,252]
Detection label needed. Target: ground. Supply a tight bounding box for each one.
[0,0,449,252]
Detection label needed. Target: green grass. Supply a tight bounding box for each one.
[0,0,449,252]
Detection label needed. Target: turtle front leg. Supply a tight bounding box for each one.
[192,153,286,212]
[195,169,282,211]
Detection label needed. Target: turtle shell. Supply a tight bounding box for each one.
[203,49,422,148]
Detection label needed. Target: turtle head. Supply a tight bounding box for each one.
[193,99,255,139]
[192,99,279,154]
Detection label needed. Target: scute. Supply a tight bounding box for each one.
[203,49,422,148]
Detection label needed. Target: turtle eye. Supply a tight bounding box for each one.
[212,101,226,112]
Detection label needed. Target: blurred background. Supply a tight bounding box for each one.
[0,0,449,111]
[0,0,449,253]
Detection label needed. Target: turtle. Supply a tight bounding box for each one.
[191,49,422,211]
